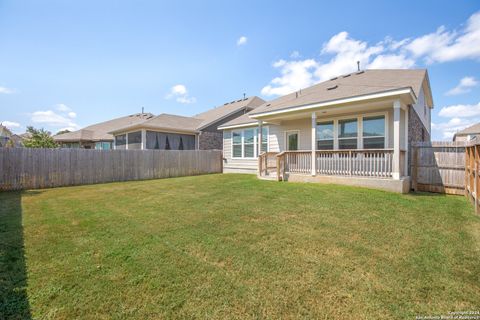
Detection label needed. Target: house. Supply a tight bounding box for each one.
[0,124,24,147]
[453,123,480,142]
[53,113,154,149]
[218,69,433,193]
[108,96,265,150]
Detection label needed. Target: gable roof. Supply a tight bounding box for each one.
[454,123,480,137]
[217,114,257,129]
[54,113,154,142]
[250,69,430,117]
[110,113,205,134]
[109,96,265,134]
[194,96,265,130]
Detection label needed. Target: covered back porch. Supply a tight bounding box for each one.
[255,98,410,193]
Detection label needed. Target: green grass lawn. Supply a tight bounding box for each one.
[1,174,480,319]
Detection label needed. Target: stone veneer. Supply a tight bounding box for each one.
[198,131,223,150]
[408,105,431,175]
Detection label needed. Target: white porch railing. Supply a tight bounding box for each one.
[274,149,405,180]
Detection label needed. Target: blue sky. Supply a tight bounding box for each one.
[0,0,479,140]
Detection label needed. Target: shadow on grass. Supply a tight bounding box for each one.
[0,191,32,320]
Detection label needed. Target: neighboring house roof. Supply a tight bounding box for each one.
[110,113,205,134]
[453,123,480,139]
[54,113,154,142]
[218,114,257,129]
[0,124,13,137]
[250,69,431,117]
[194,96,265,130]
[109,96,265,134]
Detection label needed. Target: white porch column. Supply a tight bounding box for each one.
[393,100,401,180]
[125,132,129,150]
[311,112,317,176]
[141,129,147,150]
[258,120,263,155]
[404,106,409,177]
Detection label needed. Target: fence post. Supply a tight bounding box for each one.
[412,146,418,192]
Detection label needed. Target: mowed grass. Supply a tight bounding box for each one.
[1,174,480,319]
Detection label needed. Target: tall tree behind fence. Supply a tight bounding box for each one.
[411,141,467,195]
[0,148,222,191]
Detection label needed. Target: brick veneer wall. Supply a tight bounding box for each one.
[198,131,223,150]
[408,105,431,175]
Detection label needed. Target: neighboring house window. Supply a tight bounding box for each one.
[128,131,142,150]
[95,141,112,150]
[231,127,268,158]
[362,116,385,149]
[115,134,126,149]
[316,121,334,150]
[338,119,358,149]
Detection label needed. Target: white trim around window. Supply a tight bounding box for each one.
[231,126,269,159]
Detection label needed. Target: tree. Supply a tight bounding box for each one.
[23,126,58,148]
[56,129,71,135]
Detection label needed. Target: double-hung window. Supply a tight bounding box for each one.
[338,118,358,149]
[231,127,268,158]
[362,116,385,149]
[316,121,334,150]
[243,129,255,157]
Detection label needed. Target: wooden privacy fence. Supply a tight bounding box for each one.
[0,148,222,191]
[465,143,480,213]
[411,141,467,195]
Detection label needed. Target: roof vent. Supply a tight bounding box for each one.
[237,99,242,102]
[342,74,351,78]
[231,101,235,104]
[266,103,271,106]
[330,77,338,81]
[224,102,229,105]
[356,70,365,75]
[327,85,338,90]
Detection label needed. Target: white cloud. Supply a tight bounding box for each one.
[0,86,14,94]
[290,51,301,58]
[56,103,71,112]
[261,59,318,96]
[237,36,247,46]
[405,12,480,63]
[166,84,196,104]
[432,117,479,140]
[438,102,480,118]
[67,112,77,118]
[31,110,79,129]
[445,77,478,95]
[1,121,21,129]
[261,11,480,97]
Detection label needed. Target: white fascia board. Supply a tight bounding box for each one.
[250,88,416,119]
[217,122,258,130]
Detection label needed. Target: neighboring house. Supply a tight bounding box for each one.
[218,69,433,193]
[109,96,265,150]
[453,123,480,142]
[0,124,24,147]
[53,113,154,149]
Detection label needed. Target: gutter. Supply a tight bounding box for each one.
[249,87,417,119]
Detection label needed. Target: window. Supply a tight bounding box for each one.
[232,131,242,157]
[127,131,142,150]
[231,127,268,158]
[95,141,112,150]
[260,127,268,153]
[363,116,385,149]
[316,121,334,150]
[115,134,126,149]
[338,118,357,149]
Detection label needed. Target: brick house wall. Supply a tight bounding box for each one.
[407,105,431,175]
[198,131,222,150]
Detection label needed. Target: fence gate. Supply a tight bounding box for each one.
[411,141,467,195]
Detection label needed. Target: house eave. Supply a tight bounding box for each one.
[250,87,417,119]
